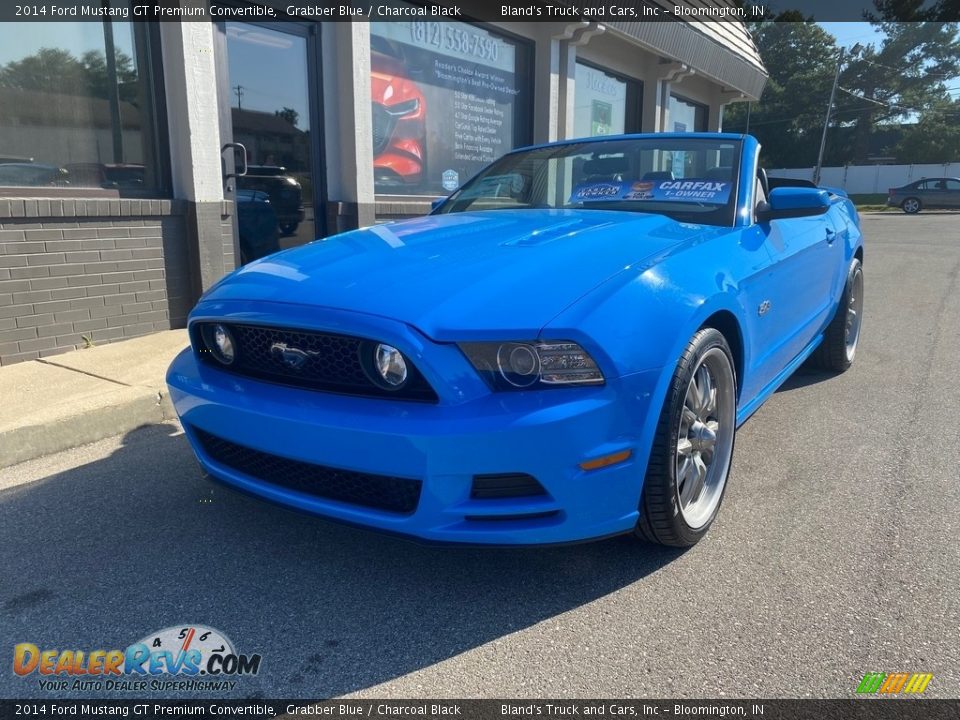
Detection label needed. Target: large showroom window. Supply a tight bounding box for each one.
[0,12,166,195]
[369,18,532,196]
[573,61,641,138]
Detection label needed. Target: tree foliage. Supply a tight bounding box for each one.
[0,46,139,104]
[275,107,300,128]
[722,15,839,167]
[726,4,960,167]
[838,22,960,162]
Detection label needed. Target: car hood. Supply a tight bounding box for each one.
[204,209,716,340]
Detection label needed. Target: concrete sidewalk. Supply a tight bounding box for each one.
[0,330,189,467]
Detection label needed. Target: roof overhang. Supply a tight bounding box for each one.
[605,19,767,100]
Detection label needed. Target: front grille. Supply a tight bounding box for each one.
[192,323,438,402]
[193,428,422,515]
[470,473,548,500]
[371,102,395,155]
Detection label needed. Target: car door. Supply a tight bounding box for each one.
[944,179,960,208]
[908,179,930,207]
[734,224,787,403]
[927,179,949,209]
[757,208,840,378]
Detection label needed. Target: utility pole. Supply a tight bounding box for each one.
[814,43,861,186]
[234,84,245,110]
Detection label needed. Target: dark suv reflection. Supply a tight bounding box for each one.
[237,165,305,236]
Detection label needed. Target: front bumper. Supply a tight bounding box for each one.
[166,306,662,545]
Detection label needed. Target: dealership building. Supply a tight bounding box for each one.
[0,1,767,365]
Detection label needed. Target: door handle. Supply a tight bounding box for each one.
[221,142,248,179]
[825,228,837,244]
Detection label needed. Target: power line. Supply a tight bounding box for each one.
[855,55,960,79]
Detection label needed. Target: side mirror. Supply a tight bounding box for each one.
[430,197,447,213]
[756,187,831,223]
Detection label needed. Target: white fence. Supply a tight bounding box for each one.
[768,163,960,195]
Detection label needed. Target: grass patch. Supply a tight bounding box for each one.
[849,193,894,212]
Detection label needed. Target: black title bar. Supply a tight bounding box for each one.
[2,700,960,720]
[1,1,958,23]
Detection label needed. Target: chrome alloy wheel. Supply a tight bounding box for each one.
[845,265,864,362]
[675,348,736,530]
[902,198,920,213]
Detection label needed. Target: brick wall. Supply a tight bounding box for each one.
[0,199,194,365]
[222,211,237,274]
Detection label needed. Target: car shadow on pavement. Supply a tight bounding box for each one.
[0,423,685,699]
[775,366,838,393]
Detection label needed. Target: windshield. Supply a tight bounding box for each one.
[436,137,742,226]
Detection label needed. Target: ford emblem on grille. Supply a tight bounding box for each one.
[270,342,317,370]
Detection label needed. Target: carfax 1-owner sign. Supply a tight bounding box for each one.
[570,179,733,204]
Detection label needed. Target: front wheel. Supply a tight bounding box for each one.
[636,328,737,547]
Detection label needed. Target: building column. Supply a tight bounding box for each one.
[714,90,749,132]
[556,23,605,140]
[531,29,564,144]
[641,61,695,133]
[159,21,229,297]
[321,22,375,232]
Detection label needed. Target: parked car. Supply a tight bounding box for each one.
[167,133,864,547]
[237,165,304,236]
[235,189,280,264]
[0,162,68,187]
[63,163,145,190]
[371,39,426,189]
[887,177,960,213]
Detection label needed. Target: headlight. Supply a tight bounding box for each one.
[384,98,421,117]
[460,341,604,391]
[201,323,236,365]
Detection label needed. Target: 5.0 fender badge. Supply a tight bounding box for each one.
[758,300,772,317]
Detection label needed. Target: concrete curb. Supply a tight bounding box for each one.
[2,388,176,467]
[0,330,188,468]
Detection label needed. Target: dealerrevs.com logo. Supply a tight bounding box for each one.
[13,625,262,693]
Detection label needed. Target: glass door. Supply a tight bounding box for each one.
[215,19,323,264]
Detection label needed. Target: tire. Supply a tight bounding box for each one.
[811,258,864,373]
[901,197,921,214]
[636,328,737,547]
[280,223,299,236]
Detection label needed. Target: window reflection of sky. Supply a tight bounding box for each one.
[226,23,310,133]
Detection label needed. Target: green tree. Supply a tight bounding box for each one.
[838,22,960,163]
[80,49,139,104]
[0,46,138,104]
[275,107,299,128]
[0,47,89,96]
[895,99,960,162]
[723,14,839,168]
[868,0,960,22]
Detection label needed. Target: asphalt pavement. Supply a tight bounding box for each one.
[1,213,958,700]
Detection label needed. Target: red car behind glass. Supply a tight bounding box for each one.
[371,47,426,188]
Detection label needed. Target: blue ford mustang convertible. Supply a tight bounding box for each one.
[167,133,864,546]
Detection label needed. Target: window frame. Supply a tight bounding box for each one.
[371,19,535,201]
[669,92,710,133]
[573,58,643,138]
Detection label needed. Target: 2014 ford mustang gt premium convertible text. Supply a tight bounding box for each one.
[166,133,864,546]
